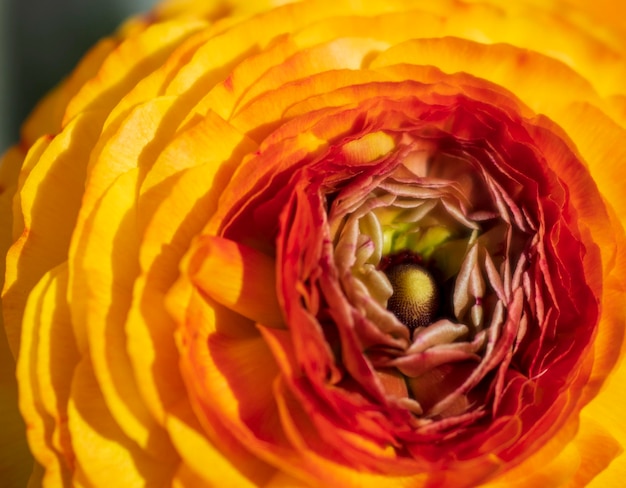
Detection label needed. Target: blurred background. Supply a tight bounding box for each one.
[0,0,154,153]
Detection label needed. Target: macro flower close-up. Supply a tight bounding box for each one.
[2,0,626,486]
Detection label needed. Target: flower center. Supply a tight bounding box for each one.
[383,261,438,331]
[325,150,530,420]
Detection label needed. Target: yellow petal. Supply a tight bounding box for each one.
[10,136,50,240]
[126,112,256,422]
[3,111,101,356]
[570,416,623,487]
[68,169,174,460]
[235,37,391,116]
[171,463,210,488]
[68,359,177,486]
[73,96,177,244]
[154,0,301,23]
[102,22,228,132]
[162,0,428,98]
[25,462,44,488]
[63,19,205,126]
[342,131,396,165]
[17,267,72,486]
[67,95,177,356]
[167,399,272,487]
[186,35,303,122]
[32,265,78,483]
[0,146,24,205]
[582,328,626,487]
[141,108,257,196]
[0,146,25,296]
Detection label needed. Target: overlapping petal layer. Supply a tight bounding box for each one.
[2,0,626,487]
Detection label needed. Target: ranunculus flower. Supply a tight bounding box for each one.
[2,0,626,486]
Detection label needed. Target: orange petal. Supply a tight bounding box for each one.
[525,116,626,402]
[168,277,279,483]
[551,102,626,229]
[481,406,623,487]
[231,68,386,142]
[263,470,312,488]
[270,375,432,487]
[426,0,626,97]
[570,416,623,487]
[187,236,284,328]
[187,9,444,125]
[370,37,606,126]
[604,94,626,129]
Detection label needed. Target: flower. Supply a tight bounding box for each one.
[2,0,626,486]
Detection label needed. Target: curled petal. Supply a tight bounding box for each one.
[188,236,284,328]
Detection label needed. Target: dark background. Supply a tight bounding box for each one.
[1,0,153,153]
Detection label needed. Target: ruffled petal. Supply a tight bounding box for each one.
[63,19,206,126]
[68,168,175,459]
[67,359,177,486]
[126,110,257,422]
[167,274,278,484]
[16,265,77,486]
[3,111,102,356]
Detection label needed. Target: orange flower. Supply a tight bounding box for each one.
[2,0,626,486]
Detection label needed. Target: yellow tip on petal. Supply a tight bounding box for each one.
[342,131,396,165]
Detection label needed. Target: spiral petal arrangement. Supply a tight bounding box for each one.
[1,1,626,487]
